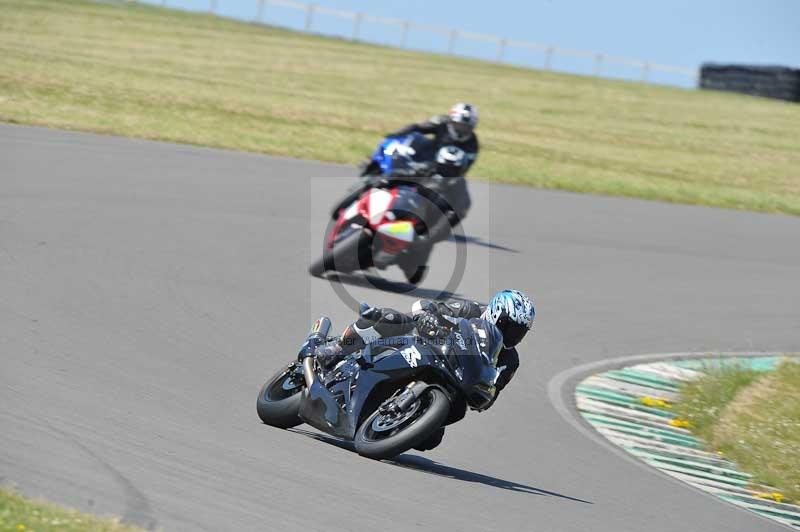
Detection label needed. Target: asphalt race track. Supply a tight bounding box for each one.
[2,124,799,532]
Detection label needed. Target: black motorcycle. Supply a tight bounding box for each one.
[256,316,503,459]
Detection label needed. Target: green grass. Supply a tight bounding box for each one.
[674,363,762,442]
[675,360,800,501]
[0,487,142,532]
[1,0,800,215]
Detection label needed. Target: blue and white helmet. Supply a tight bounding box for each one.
[481,289,535,348]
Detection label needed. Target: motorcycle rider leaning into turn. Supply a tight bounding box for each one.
[334,103,480,246]
[362,102,480,179]
[301,289,535,451]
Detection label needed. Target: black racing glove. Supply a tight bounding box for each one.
[414,310,450,339]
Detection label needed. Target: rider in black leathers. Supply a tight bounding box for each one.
[309,289,534,451]
[363,104,480,179]
[332,103,480,246]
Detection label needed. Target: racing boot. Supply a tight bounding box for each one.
[315,342,345,370]
[315,324,365,369]
[426,214,454,244]
[399,237,431,285]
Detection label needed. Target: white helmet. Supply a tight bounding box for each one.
[481,289,535,348]
[447,103,478,141]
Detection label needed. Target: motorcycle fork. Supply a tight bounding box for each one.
[381,381,429,414]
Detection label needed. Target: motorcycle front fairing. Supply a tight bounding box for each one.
[298,336,456,440]
[447,319,504,411]
[371,133,436,177]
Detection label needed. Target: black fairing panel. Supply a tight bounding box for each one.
[389,185,426,219]
[298,380,354,439]
[297,337,455,440]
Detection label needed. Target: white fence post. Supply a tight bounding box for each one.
[352,12,362,40]
[401,20,410,48]
[187,0,694,87]
[304,4,315,32]
[448,30,458,54]
[544,46,554,70]
[594,53,603,75]
[497,38,506,63]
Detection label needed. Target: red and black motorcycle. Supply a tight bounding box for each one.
[310,133,469,284]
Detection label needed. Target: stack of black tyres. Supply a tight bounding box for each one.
[700,64,800,102]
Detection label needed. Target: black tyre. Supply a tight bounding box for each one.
[310,230,366,277]
[413,426,445,451]
[404,265,428,285]
[309,252,333,277]
[354,387,450,460]
[256,365,305,429]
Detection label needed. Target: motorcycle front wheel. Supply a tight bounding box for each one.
[256,364,306,429]
[309,230,368,277]
[354,387,450,460]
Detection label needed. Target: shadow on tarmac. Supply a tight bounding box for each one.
[287,428,592,504]
[450,234,519,253]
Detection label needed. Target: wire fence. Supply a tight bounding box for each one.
[145,0,698,86]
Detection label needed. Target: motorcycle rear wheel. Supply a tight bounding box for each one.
[354,387,449,460]
[256,365,305,429]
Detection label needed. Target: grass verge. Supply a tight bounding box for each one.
[0,487,142,532]
[675,360,800,501]
[1,0,800,215]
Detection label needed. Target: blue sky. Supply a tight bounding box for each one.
[146,0,800,88]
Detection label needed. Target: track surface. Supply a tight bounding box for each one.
[2,124,799,531]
